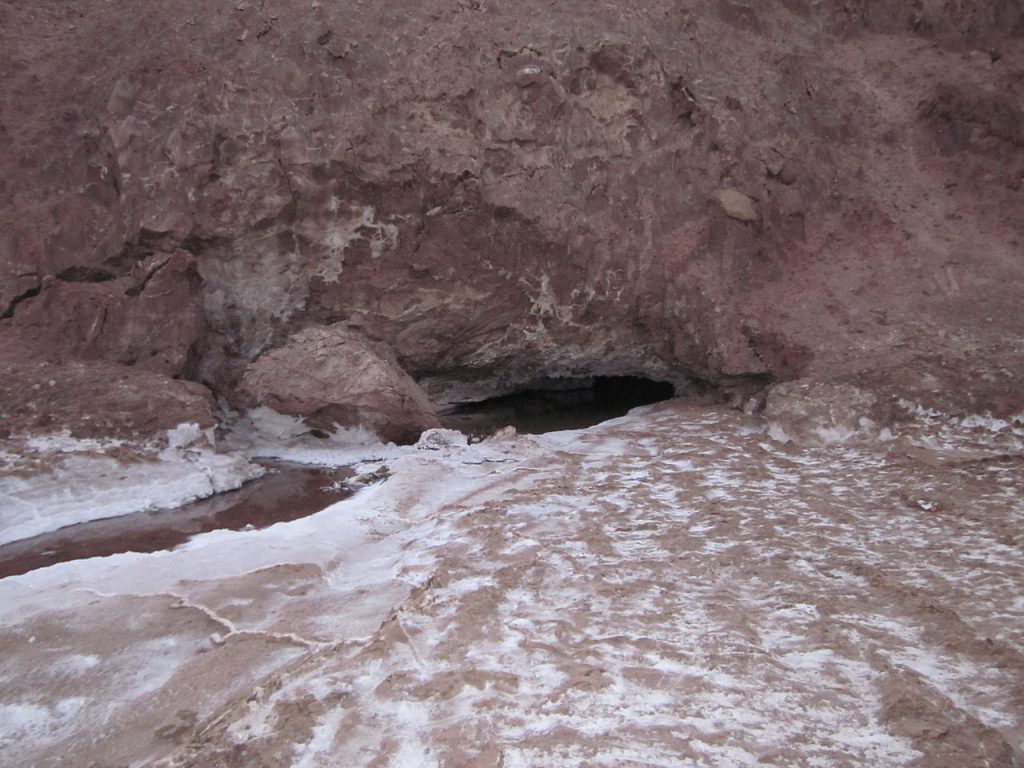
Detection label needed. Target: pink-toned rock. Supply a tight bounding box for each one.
[0,251,203,376]
[1,0,1022,425]
[0,360,216,440]
[237,327,440,444]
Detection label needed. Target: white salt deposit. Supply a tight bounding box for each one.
[0,401,1021,767]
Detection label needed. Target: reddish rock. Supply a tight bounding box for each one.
[237,327,440,444]
[0,360,216,440]
[0,251,203,376]
[0,0,1022,428]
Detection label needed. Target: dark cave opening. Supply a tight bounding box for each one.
[438,375,677,438]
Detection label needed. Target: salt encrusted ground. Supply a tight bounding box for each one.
[0,425,263,547]
[0,409,404,548]
[0,401,1022,767]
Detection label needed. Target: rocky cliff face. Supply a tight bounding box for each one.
[1,1,1022,438]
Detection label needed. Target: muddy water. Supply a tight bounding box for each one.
[0,462,353,579]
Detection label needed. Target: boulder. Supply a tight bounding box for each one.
[237,327,439,444]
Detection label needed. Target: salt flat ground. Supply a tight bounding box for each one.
[1,401,1022,767]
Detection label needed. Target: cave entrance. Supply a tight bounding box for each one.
[438,376,676,438]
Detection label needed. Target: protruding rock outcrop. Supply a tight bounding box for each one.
[0,251,203,376]
[0,360,216,439]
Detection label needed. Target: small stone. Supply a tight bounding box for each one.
[717,188,758,222]
[487,425,518,441]
[514,62,546,87]
[416,428,469,451]
[764,156,785,178]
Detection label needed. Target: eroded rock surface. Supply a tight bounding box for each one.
[1,0,1022,428]
[0,361,216,439]
[0,251,204,377]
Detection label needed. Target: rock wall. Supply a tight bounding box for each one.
[1,0,1022,435]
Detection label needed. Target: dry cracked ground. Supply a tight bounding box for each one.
[1,401,1023,767]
